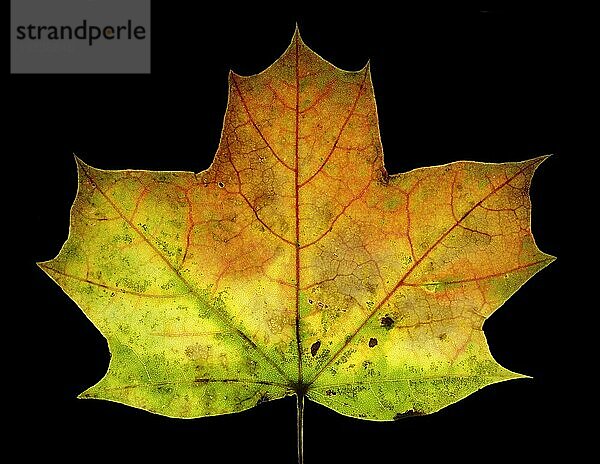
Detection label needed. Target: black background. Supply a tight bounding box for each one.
[11,4,572,462]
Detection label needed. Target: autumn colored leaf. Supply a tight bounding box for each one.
[39,30,553,460]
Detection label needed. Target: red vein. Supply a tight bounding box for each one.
[226,146,295,247]
[130,187,149,222]
[40,266,188,299]
[299,79,335,114]
[298,69,370,189]
[150,331,228,337]
[76,163,292,384]
[300,272,355,292]
[266,82,295,111]
[405,194,416,261]
[265,275,296,288]
[180,190,195,268]
[236,189,295,246]
[401,259,552,287]
[87,377,291,393]
[294,37,303,388]
[309,371,518,390]
[393,314,463,331]
[300,174,374,250]
[231,75,294,172]
[306,160,540,386]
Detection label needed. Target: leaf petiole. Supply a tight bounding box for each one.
[297,393,305,464]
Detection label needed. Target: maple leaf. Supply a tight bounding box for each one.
[39,30,553,461]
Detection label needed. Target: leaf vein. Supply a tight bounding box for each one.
[77,162,293,385]
[306,159,542,386]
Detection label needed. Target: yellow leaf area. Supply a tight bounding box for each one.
[40,31,553,421]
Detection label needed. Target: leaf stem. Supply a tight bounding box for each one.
[297,393,305,464]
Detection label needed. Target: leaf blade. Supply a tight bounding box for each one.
[40,32,553,423]
[304,159,552,418]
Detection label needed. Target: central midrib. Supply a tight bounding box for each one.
[294,37,303,390]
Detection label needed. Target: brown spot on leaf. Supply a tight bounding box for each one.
[379,167,390,185]
[438,332,447,340]
[311,340,321,356]
[393,409,425,420]
[325,389,337,396]
[368,337,378,348]
[380,315,395,329]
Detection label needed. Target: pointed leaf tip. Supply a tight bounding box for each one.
[73,153,85,166]
[536,153,552,163]
[73,155,93,173]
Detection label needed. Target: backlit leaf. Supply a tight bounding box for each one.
[40,29,553,445]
